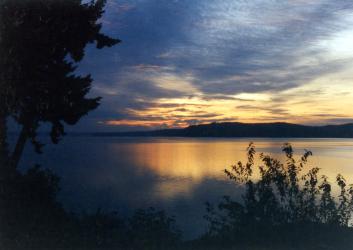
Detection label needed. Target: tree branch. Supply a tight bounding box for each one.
[10,123,29,169]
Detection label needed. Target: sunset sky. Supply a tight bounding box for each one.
[76,0,353,132]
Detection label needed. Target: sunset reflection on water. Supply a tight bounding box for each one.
[22,137,353,238]
[109,138,353,198]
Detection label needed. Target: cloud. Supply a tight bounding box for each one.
[236,104,290,116]
[74,0,353,131]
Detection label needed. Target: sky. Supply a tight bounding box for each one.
[75,0,353,132]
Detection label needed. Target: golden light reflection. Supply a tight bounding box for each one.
[110,139,353,198]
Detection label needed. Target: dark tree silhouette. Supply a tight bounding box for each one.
[0,0,120,169]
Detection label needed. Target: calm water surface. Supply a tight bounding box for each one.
[20,137,353,238]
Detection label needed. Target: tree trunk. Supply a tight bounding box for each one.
[11,124,29,169]
[0,114,9,167]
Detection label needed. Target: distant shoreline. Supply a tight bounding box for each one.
[77,122,353,138]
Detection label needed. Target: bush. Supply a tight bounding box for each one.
[0,166,181,250]
[128,207,181,249]
[0,165,69,249]
[203,143,353,249]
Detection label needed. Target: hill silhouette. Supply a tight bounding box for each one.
[92,122,353,138]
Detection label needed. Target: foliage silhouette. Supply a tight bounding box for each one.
[0,165,181,250]
[0,165,68,249]
[202,143,353,249]
[0,0,120,169]
[128,207,181,249]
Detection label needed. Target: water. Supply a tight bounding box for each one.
[19,136,353,239]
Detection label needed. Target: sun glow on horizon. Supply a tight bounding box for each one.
[101,78,353,129]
